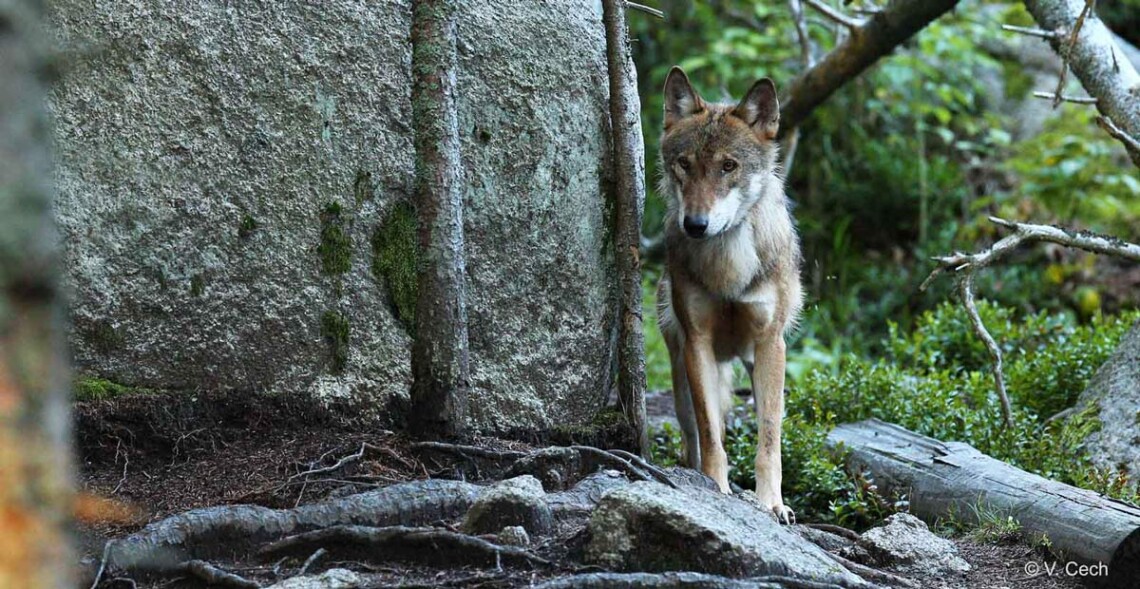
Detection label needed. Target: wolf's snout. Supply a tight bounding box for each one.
[683,215,708,238]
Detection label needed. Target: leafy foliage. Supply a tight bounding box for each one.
[651,303,1140,528]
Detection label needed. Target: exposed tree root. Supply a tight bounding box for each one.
[104,479,480,574]
[824,552,917,589]
[260,525,552,569]
[532,572,852,589]
[178,560,259,589]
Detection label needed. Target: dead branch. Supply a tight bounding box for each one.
[784,0,816,176]
[411,440,528,460]
[1001,24,1059,40]
[604,0,650,455]
[178,560,259,589]
[260,525,552,569]
[1050,0,1095,109]
[1032,91,1098,104]
[1024,0,1140,166]
[804,0,862,31]
[604,448,680,489]
[1097,115,1140,155]
[802,523,861,541]
[780,0,961,135]
[626,2,665,19]
[298,547,327,576]
[921,216,1140,427]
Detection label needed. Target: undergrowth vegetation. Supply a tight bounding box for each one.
[649,303,1140,529]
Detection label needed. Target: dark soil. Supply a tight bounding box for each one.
[77,392,1088,589]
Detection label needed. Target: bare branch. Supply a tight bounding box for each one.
[784,0,816,177]
[1051,0,1096,109]
[1024,0,1140,167]
[804,0,863,31]
[780,0,961,135]
[958,272,1013,429]
[626,2,665,19]
[922,216,1140,428]
[1096,115,1140,158]
[1032,91,1098,104]
[1001,24,1059,40]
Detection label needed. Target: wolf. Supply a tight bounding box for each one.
[655,67,803,523]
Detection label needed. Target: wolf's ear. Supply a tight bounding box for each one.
[733,78,779,140]
[663,67,704,129]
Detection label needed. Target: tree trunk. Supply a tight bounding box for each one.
[828,419,1140,587]
[1023,0,1140,167]
[409,0,470,438]
[780,0,962,136]
[0,0,75,586]
[602,0,649,455]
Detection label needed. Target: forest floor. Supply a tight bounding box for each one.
[76,392,1085,589]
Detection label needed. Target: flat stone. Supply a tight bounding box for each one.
[584,481,866,586]
[858,513,970,576]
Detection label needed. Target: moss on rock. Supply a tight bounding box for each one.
[321,310,350,373]
[371,201,419,334]
[75,377,135,401]
[318,202,352,276]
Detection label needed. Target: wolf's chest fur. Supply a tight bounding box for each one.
[666,196,795,301]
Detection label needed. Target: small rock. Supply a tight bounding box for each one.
[462,475,554,536]
[498,525,530,546]
[859,513,970,575]
[264,568,363,589]
[584,481,867,587]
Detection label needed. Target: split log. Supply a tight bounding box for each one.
[0,0,75,587]
[603,0,649,455]
[409,0,471,437]
[827,419,1140,587]
[779,0,962,136]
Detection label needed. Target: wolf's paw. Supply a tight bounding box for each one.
[770,503,795,525]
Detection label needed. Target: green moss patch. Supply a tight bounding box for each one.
[354,170,374,205]
[318,202,352,276]
[371,201,419,334]
[190,273,205,297]
[321,310,350,373]
[75,377,135,401]
[238,214,258,238]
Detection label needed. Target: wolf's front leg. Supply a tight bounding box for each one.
[683,335,730,492]
[752,334,792,523]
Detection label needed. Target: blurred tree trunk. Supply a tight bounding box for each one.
[603,0,649,454]
[409,0,471,438]
[0,0,75,586]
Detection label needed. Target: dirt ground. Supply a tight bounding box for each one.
[76,392,1087,589]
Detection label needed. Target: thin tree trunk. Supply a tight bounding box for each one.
[779,0,962,136]
[0,0,74,586]
[409,0,470,438]
[1023,0,1140,167]
[603,0,648,455]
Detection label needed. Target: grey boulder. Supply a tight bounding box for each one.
[584,481,866,587]
[462,475,554,537]
[857,513,969,576]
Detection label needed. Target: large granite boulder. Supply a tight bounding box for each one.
[1077,320,1140,475]
[47,0,619,432]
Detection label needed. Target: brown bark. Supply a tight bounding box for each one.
[828,419,1140,587]
[779,0,962,136]
[1023,0,1140,167]
[603,0,649,455]
[0,1,74,586]
[409,0,470,438]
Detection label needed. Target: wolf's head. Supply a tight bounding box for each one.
[660,67,781,239]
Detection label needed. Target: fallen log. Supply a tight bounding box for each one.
[827,419,1140,587]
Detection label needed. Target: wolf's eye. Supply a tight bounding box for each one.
[722,160,738,173]
[676,157,691,172]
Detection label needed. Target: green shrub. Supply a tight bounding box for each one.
[651,302,1140,528]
